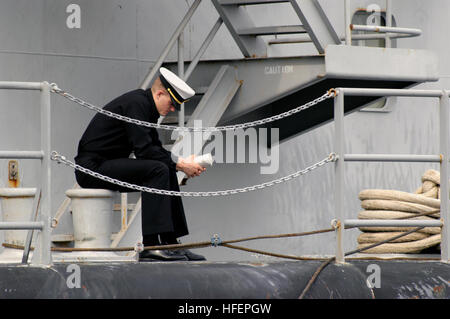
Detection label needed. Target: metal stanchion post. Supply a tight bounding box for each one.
[334,89,345,263]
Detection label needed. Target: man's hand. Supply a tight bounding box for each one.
[176,155,206,178]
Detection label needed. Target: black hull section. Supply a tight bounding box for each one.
[0,260,448,299]
[223,79,416,143]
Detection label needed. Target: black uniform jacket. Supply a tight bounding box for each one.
[75,89,176,170]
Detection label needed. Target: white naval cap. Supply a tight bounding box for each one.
[159,67,195,110]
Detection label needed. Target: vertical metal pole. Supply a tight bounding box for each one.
[184,17,223,81]
[334,89,345,263]
[440,91,450,262]
[385,0,392,48]
[344,0,352,45]
[178,32,185,128]
[22,188,41,264]
[31,82,52,266]
[120,193,128,232]
[139,0,202,89]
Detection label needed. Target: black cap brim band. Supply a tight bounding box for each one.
[159,73,188,111]
[167,91,180,111]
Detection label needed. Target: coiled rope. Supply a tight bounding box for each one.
[297,207,442,299]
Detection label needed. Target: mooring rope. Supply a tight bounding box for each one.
[298,226,426,299]
[3,227,336,253]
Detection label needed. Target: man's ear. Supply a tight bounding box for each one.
[155,89,163,100]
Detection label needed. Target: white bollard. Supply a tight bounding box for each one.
[0,188,37,246]
[65,189,115,248]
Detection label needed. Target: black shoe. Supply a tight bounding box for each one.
[139,249,188,262]
[176,248,206,261]
[160,238,207,261]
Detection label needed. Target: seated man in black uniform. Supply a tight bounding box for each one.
[74,67,206,261]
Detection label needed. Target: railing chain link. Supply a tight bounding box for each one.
[49,83,333,132]
[51,151,337,197]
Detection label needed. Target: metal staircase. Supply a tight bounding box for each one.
[52,0,440,249]
[211,0,340,57]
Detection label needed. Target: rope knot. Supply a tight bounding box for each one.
[211,234,222,247]
[134,242,144,253]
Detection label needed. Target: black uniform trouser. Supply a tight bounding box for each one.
[74,158,188,238]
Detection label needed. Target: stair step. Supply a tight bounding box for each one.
[238,25,306,36]
[220,0,289,5]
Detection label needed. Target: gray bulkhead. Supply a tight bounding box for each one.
[0,0,446,261]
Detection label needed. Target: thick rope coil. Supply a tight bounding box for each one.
[356,169,443,254]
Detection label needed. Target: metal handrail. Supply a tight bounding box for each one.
[333,88,450,263]
[0,222,44,230]
[0,81,52,266]
[343,0,421,46]
[0,82,43,90]
[0,151,44,159]
[184,17,223,81]
[272,0,421,45]
[139,0,202,90]
[343,154,442,163]
[350,24,422,36]
[268,32,420,45]
[139,0,225,87]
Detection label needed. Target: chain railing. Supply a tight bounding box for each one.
[51,151,337,197]
[50,83,334,132]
